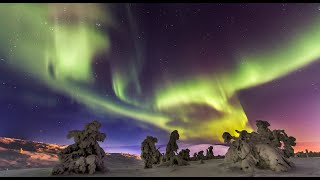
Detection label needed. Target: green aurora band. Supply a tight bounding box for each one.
[1,3,320,142]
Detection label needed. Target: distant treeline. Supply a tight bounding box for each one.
[295,149,320,157]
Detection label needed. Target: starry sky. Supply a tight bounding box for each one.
[1,3,320,154]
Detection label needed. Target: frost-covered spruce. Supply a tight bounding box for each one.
[223,120,296,173]
[140,136,161,169]
[52,120,107,175]
[159,130,189,167]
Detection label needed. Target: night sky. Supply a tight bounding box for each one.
[1,3,320,154]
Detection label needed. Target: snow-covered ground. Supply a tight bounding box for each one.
[1,157,320,177]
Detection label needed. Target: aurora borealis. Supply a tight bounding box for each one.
[1,3,320,153]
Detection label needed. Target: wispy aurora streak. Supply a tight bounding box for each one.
[1,3,320,142]
[110,4,145,107]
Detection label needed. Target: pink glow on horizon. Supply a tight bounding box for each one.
[294,141,320,152]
